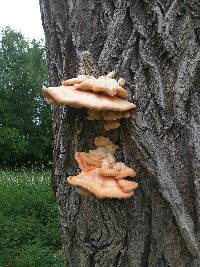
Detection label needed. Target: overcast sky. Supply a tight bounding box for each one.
[0,0,44,41]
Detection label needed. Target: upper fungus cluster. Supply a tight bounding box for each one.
[42,72,138,198]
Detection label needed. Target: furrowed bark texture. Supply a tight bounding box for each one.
[39,0,200,266]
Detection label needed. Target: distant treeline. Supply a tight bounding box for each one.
[0,27,52,167]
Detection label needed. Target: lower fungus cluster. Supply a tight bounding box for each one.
[42,72,138,199]
[67,136,138,199]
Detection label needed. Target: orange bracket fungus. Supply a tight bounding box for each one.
[103,121,121,131]
[42,73,138,199]
[42,86,135,111]
[87,110,131,131]
[42,72,136,109]
[67,136,138,199]
[42,73,136,131]
[62,72,127,97]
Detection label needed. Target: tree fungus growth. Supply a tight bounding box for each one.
[67,137,138,199]
[42,73,137,198]
[62,73,127,97]
[42,85,134,111]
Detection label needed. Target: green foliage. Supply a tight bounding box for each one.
[0,127,28,163]
[0,27,52,166]
[0,169,64,267]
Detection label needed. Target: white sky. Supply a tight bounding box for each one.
[0,0,44,41]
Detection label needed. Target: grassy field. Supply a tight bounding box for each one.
[0,169,64,267]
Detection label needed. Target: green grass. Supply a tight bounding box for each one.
[0,169,64,267]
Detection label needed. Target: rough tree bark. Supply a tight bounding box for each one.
[39,0,200,266]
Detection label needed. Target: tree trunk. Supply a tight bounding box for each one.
[39,0,200,266]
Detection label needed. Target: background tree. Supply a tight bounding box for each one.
[39,0,200,266]
[0,27,52,166]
